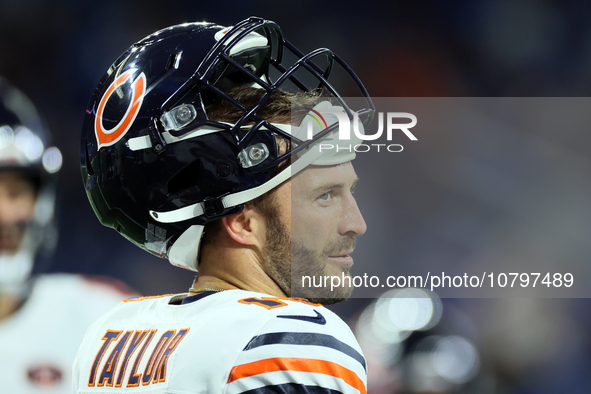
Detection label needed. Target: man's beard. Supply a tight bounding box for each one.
[262,214,356,305]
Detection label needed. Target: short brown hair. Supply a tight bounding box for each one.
[205,85,325,125]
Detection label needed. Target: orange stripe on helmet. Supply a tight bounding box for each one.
[227,357,366,393]
[94,70,147,149]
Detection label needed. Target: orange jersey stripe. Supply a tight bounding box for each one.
[227,357,366,394]
[123,294,175,303]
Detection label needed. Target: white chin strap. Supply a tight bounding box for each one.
[159,101,364,271]
[0,233,36,297]
[0,190,53,295]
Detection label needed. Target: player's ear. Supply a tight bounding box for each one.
[221,203,266,247]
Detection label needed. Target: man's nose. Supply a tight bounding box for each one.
[340,195,367,237]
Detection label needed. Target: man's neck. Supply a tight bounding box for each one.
[193,244,286,297]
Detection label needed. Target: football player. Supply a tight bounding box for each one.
[0,77,135,393]
[74,17,374,393]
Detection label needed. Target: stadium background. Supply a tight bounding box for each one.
[2,0,591,392]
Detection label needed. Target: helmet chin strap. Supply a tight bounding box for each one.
[163,101,365,271]
[0,232,36,298]
[166,138,326,271]
[149,101,362,224]
[150,134,323,224]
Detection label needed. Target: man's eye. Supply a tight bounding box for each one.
[318,192,331,201]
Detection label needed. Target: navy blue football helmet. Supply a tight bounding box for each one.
[81,17,374,271]
[0,77,62,296]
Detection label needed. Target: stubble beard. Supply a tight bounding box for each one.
[262,214,356,305]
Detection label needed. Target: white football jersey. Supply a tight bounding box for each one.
[72,290,367,393]
[0,274,134,393]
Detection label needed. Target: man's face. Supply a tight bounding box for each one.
[0,171,37,253]
[261,161,367,304]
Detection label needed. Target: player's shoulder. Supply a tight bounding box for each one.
[230,292,348,328]
[23,274,137,335]
[223,292,367,394]
[33,273,136,300]
[171,290,361,352]
[32,273,137,321]
[236,292,364,361]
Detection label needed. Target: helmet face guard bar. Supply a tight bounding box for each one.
[158,17,375,167]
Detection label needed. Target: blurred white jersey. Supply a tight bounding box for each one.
[0,274,134,393]
[72,290,367,393]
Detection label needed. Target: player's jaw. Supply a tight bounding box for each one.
[0,222,27,253]
[289,234,357,304]
[260,216,357,304]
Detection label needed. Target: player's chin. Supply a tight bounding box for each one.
[307,285,354,306]
[290,274,354,305]
[325,258,353,279]
[0,234,23,252]
[313,272,355,305]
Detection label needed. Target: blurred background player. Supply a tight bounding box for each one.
[0,77,136,393]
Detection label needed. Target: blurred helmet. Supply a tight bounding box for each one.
[0,77,62,296]
[81,16,374,271]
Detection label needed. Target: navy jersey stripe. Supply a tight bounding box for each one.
[239,383,343,394]
[243,332,366,371]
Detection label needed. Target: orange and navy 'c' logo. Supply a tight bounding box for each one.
[94,70,146,150]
